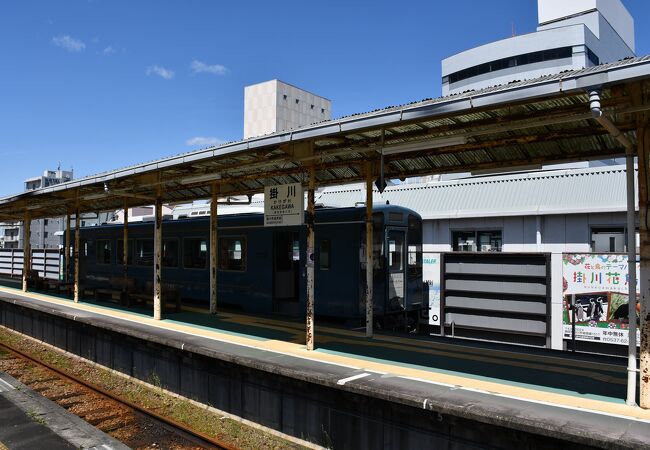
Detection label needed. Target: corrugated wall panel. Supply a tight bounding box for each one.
[442,252,550,346]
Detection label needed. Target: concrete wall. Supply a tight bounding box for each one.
[30,218,64,249]
[539,12,635,63]
[0,300,604,449]
[538,0,634,52]
[244,80,331,139]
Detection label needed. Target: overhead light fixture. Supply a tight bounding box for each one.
[381,136,467,155]
[179,172,222,185]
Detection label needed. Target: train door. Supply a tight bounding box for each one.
[273,231,300,315]
[386,228,406,313]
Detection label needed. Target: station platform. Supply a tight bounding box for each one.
[0,285,649,449]
[0,370,128,450]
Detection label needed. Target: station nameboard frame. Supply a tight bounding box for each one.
[264,183,304,226]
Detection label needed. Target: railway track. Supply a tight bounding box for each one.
[0,341,236,450]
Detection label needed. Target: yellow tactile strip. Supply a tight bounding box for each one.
[1,286,649,422]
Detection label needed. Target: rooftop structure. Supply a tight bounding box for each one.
[24,169,73,192]
[442,0,635,95]
[0,169,74,249]
[244,80,331,139]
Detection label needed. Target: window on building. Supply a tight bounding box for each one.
[587,48,600,66]
[184,238,207,269]
[319,239,330,270]
[44,219,48,226]
[452,230,502,252]
[591,227,625,253]
[96,240,111,264]
[219,237,246,271]
[44,232,48,238]
[447,46,575,84]
[134,239,154,266]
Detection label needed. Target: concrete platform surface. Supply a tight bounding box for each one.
[1,286,650,449]
[0,371,128,450]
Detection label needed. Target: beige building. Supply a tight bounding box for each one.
[243,80,331,139]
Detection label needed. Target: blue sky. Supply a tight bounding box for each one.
[1,0,649,196]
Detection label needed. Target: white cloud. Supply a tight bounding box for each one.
[190,59,228,75]
[103,46,116,56]
[186,136,224,147]
[146,65,175,80]
[51,35,86,52]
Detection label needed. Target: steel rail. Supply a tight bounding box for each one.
[0,340,238,450]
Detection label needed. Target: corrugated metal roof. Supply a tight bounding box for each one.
[317,165,635,219]
[0,55,648,220]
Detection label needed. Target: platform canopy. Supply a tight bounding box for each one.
[2,56,650,220]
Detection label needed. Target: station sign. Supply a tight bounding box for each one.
[264,183,304,226]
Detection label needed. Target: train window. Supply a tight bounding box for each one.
[319,239,330,270]
[408,214,423,275]
[117,240,133,265]
[184,238,208,269]
[219,237,246,271]
[163,239,179,268]
[96,240,111,264]
[388,234,404,271]
[408,246,418,266]
[388,212,404,223]
[134,239,154,266]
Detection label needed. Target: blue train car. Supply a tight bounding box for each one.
[80,204,424,326]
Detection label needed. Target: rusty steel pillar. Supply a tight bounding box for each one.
[153,196,162,320]
[73,207,80,302]
[627,145,639,406]
[123,201,129,301]
[306,164,316,351]
[639,125,650,409]
[65,213,71,282]
[365,162,374,338]
[22,213,31,292]
[210,182,219,315]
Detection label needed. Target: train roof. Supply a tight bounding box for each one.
[82,203,420,231]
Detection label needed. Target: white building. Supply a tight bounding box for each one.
[244,80,331,139]
[317,165,637,255]
[0,169,74,249]
[442,0,634,95]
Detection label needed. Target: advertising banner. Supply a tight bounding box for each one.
[562,254,640,346]
[422,252,441,326]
